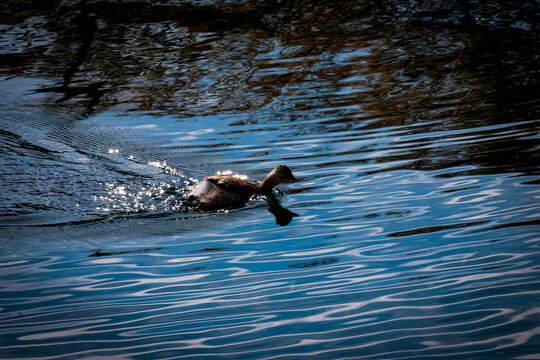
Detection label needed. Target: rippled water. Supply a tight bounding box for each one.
[1,1,539,359]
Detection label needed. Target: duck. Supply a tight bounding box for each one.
[189,165,302,210]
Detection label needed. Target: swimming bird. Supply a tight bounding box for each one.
[189,165,302,210]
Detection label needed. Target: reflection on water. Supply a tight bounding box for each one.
[0,1,539,359]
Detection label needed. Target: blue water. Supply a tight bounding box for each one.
[1,1,539,359]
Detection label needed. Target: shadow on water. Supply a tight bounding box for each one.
[0,1,539,359]
[267,194,299,226]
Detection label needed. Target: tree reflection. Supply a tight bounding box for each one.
[1,0,537,173]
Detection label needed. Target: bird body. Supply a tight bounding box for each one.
[189,165,301,210]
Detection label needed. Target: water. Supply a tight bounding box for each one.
[1,1,539,358]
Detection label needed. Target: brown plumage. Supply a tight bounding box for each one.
[189,165,302,210]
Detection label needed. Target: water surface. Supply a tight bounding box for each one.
[1,1,539,359]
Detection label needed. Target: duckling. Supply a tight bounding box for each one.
[189,165,302,210]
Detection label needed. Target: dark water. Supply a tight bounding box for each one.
[1,1,539,358]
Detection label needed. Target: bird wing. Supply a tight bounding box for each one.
[204,176,258,194]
